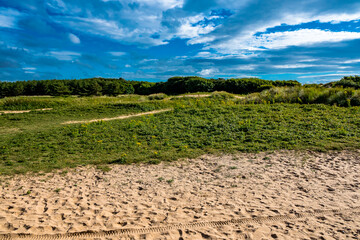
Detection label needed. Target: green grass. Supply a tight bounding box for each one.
[0,97,171,133]
[0,95,359,175]
[0,95,151,111]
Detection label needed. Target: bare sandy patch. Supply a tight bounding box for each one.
[0,108,52,115]
[176,94,212,98]
[0,150,359,239]
[61,108,172,125]
[173,93,244,100]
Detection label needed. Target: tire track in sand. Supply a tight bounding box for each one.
[1,206,359,240]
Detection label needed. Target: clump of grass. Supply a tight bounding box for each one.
[242,87,360,107]
[148,93,167,100]
[96,165,112,172]
[54,188,61,193]
[166,179,174,184]
[210,91,235,100]
[242,86,360,107]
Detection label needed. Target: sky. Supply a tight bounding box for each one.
[0,0,360,83]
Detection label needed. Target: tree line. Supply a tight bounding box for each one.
[0,75,343,98]
[0,78,134,98]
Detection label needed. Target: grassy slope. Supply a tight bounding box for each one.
[0,95,359,175]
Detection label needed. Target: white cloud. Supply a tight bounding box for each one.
[176,15,216,39]
[68,33,80,44]
[204,8,360,56]
[215,29,360,54]
[298,59,318,63]
[50,2,221,47]
[55,16,168,46]
[344,59,360,64]
[101,0,183,10]
[140,59,158,63]
[235,65,256,71]
[273,64,317,69]
[125,64,131,68]
[194,51,253,60]
[46,51,81,61]
[135,0,184,9]
[199,68,218,76]
[23,67,36,74]
[187,36,216,45]
[298,73,358,79]
[0,8,22,29]
[108,51,126,56]
[317,13,360,24]
[22,67,36,71]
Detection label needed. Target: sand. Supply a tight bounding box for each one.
[61,109,172,125]
[0,109,53,115]
[0,150,359,239]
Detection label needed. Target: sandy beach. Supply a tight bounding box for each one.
[1,150,359,239]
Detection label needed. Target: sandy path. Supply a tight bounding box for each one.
[174,94,212,98]
[61,109,172,125]
[0,108,52,115]
[174,94,244,99]
[0,150,359,239]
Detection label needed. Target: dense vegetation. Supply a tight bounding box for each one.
[1,75,359,175]
[243,86,360,107]
[0,76,300,98]
[2,75,360,99]
[0,78,135,98]
[0,95,359,175]
[327,75,360,89]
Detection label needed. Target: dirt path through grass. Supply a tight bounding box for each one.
[0,108,53,115]
[172,94,244,99]
[61,108,173,125]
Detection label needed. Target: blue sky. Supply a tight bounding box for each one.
[1,0,360,83]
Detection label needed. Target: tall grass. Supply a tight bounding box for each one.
[242,87,360,107]
[0,95,148,110]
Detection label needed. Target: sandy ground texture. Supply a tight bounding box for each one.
[61,109,172,125]
[0,150,360,239]
[0,108,52,115]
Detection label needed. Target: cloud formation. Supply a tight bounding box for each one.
[0,0,360,82]
[68,33,80,44]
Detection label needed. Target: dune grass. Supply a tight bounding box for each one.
[0,94,359,175]
[243,87,360,106]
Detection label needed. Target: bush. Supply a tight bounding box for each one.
[333,76,360,89]
[148,93,168,100]
[210,91,235,100]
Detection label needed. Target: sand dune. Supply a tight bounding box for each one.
[0,150,359,239]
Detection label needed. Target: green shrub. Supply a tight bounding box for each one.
[210,91,235,100]
[148,93,168,100]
